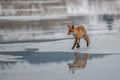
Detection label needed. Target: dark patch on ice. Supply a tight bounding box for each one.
[24,48,39,52]
[0,51,115,64]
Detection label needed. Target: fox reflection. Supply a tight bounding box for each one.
[68,53,90,71]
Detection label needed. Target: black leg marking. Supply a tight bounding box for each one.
[87,42,89,47]
[76,44,80,48]
[72,42,76,49]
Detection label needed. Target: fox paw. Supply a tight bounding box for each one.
[76,45,80,48]
[72,47,74,49]
[87,42,89,47]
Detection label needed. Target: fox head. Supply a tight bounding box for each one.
[67,25,75,35]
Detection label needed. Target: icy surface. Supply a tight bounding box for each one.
[0,52,120,80]
[0,34,120,54]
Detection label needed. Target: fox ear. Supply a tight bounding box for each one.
[67,25,71,28]
[72,25,74,29]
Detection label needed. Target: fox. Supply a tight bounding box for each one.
[67,25,90,49]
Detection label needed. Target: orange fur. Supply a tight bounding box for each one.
[67,25,90,49]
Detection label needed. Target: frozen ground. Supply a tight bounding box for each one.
[0,33,120,54]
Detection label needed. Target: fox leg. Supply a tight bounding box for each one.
[84,34,90,47]
[76,37,80,48]
[72,37,78,49]
[76,44,80,48]
[72,41,77,49]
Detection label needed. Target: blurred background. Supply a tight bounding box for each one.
[0,0,120,43]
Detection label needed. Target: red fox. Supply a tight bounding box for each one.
[67,25,90,49]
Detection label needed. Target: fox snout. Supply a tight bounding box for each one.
[67,32,70,35]
[67,32,73,35]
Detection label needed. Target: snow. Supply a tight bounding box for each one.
[0,15,68,21]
